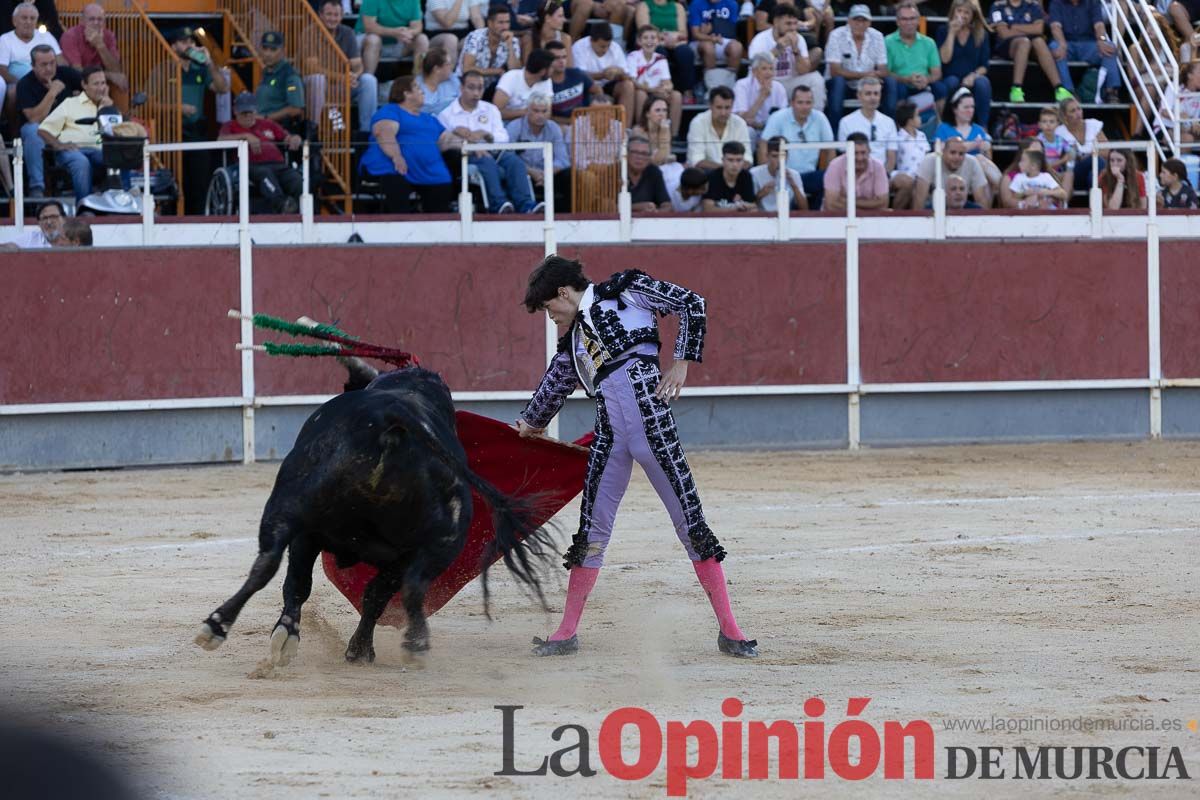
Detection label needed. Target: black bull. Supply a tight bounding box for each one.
[195,367,556,665]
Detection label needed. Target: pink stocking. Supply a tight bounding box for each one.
[693,558,747,641]
[549,566,600,641]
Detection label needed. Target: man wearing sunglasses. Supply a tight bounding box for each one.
[1,200,65,249]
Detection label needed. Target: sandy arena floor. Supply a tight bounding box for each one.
[1,442,1198,798]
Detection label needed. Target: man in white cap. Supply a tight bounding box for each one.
[824,4,889,126]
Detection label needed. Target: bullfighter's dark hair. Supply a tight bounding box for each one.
[524,255,590,312]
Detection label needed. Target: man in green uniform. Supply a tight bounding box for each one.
[256,30,306,135]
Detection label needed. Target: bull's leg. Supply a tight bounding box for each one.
[344,569,404,664]
[399,559,434,659]
[195,519,294,651]
[269,533,321,666]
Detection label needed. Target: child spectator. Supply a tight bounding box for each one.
[998,137,1043,207]
[1100,149,1147,211]
[1008,147,1067,209]
[1158,158,1199,209]
[627,25,681,135]
[890,101,929,209]
[670,166,709,211]
[1034,105,1074,188]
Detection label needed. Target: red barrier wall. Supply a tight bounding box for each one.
[1159,241,1200,380]
[859,241,1149,383]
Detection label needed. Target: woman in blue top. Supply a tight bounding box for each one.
[935,86,1001,192]
[361,75,464,213]
[934,0,992,126]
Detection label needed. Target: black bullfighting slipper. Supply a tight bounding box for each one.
[718,632,759,658]
[531,635,578,656]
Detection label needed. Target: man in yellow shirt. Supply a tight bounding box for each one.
[38,65,109,201]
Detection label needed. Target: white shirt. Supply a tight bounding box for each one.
[732,75,788,128]
[5,228,50,248]
[424,0,488,31]
[685,109,752,166]
[438,98,509,143]
[494,69,553,112]
[0,30,61,69]
[1009,171,1063,209]
[669,185,703,212]
[572,37,626,77]
[625,49,671,88]
[1055,119,1104,157]
[837,109,898,165]
[894,127,930,176]
[823,25,887,86]
[748,29,809,80]
[750,163,802,212]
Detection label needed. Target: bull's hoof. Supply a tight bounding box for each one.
[270,624,299,666]
[194,621,226,651]
[344,640,375,664]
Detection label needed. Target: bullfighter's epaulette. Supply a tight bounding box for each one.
[594,269,648,309]
[556,329,572,354]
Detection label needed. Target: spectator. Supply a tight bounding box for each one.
[361,76,463,212]
[505,90,570,201]
[823,131,888,210]
[307,1,378,136]
[219,92,304,213]
[60,216,92,246]
[357,0,429,77]
[626,133,671,211]
[418,47,462,115]
[935,0,991,126]
[545,39,593,126]
[1008,147,1067,208]
[749,4,825,111]
[836,76,896,173]
[890,100,928,209]
[0,2,62,107]
[751,135,806,211]
[1056,95,1106,191]
[457,5,521,90]
[687,85,751,170]
[688,0,744,75]
[998,137,1043,207]
[566,0,631,43]
[627,25,681,134]
[15,44,78,199]
[59,3,125,92]
[1158,157,1199,209]
[1034,104,1074,189]
[885,0,946,114]
[912,137,992,209]
[440,70,540,212]
[1,199,64,248]
[702,140,756,211]
[1048,0,1121,104]
[495,47,553,120]
[759,84,833,207]
[733,53,788,146]
[164,28,228,214]
[37,65,108,202]
[934,86,1000,191]
[670,165,708,210]
[525,0,572,67]
[1100,149,1146,210]
[945,173,978,208]
[425,0,487,65]
[634,0,696,100]
[989,0,1071,103]
[1167,0,1200,62]
[753,0,826,48]
[1161,61,1200,144]
[0,0,60,39]
[825,5,890,126]
[572,23,634,123]
[256,32,306,132]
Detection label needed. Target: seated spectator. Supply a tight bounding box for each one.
[670,165,708,210]
[357,0,430,77]
[627,25,681,135]
[426,0,487,65]
[912,137,992,209]
[749,4,825,111]
[688,0,744,75]
[989,0,1071,103]
[441,69,541,212]
[825,5,890,126]
[495,47,553,120]
[633,95,675,167]
[59,3,125,92]
[1100,149,1147,210]
[219,92,305,213]
[1048,0,1121,104]
[734,54,788,146]
[362,76,463,212]
[1034,105,1074,189]
[836,76,896,174]
[1167,0,1200,62]
[505,90,570,198]
[60,216,92,246]
[934,86,1000,191]
[1161,61,1200,144]
[525,0,572,68]
[15,45,79,199]
[886,0,946,113]
[0,199,64,249]
[545,39,593,126]
[256,32,306,133]
[890,100,929,209]
[945,173,978,208]
[457,5,522,91]
[687,85,751,170]
[419,47,462,115]
[634,0,696,100]
[759,84,833,208]
[0,0,61,39]
[308,1,378,136]
[1056,95,1107,191]
[998,137,1043,207]
[1008,147,1067,208]
[935,0,991,126]
[823,132,888,210]
[37,65,108,202]
[751,135,806,211]
[753,0,825,49]
[572,23,633,124]
[0,2,63,107]
[702,140,756,211]
[626,133,671,211]
[1159,158,1199,209]
[566,0,632,43]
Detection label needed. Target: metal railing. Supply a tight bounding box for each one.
[1105,0,1176,160]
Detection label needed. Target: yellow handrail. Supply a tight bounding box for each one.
[571,106,626,214]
